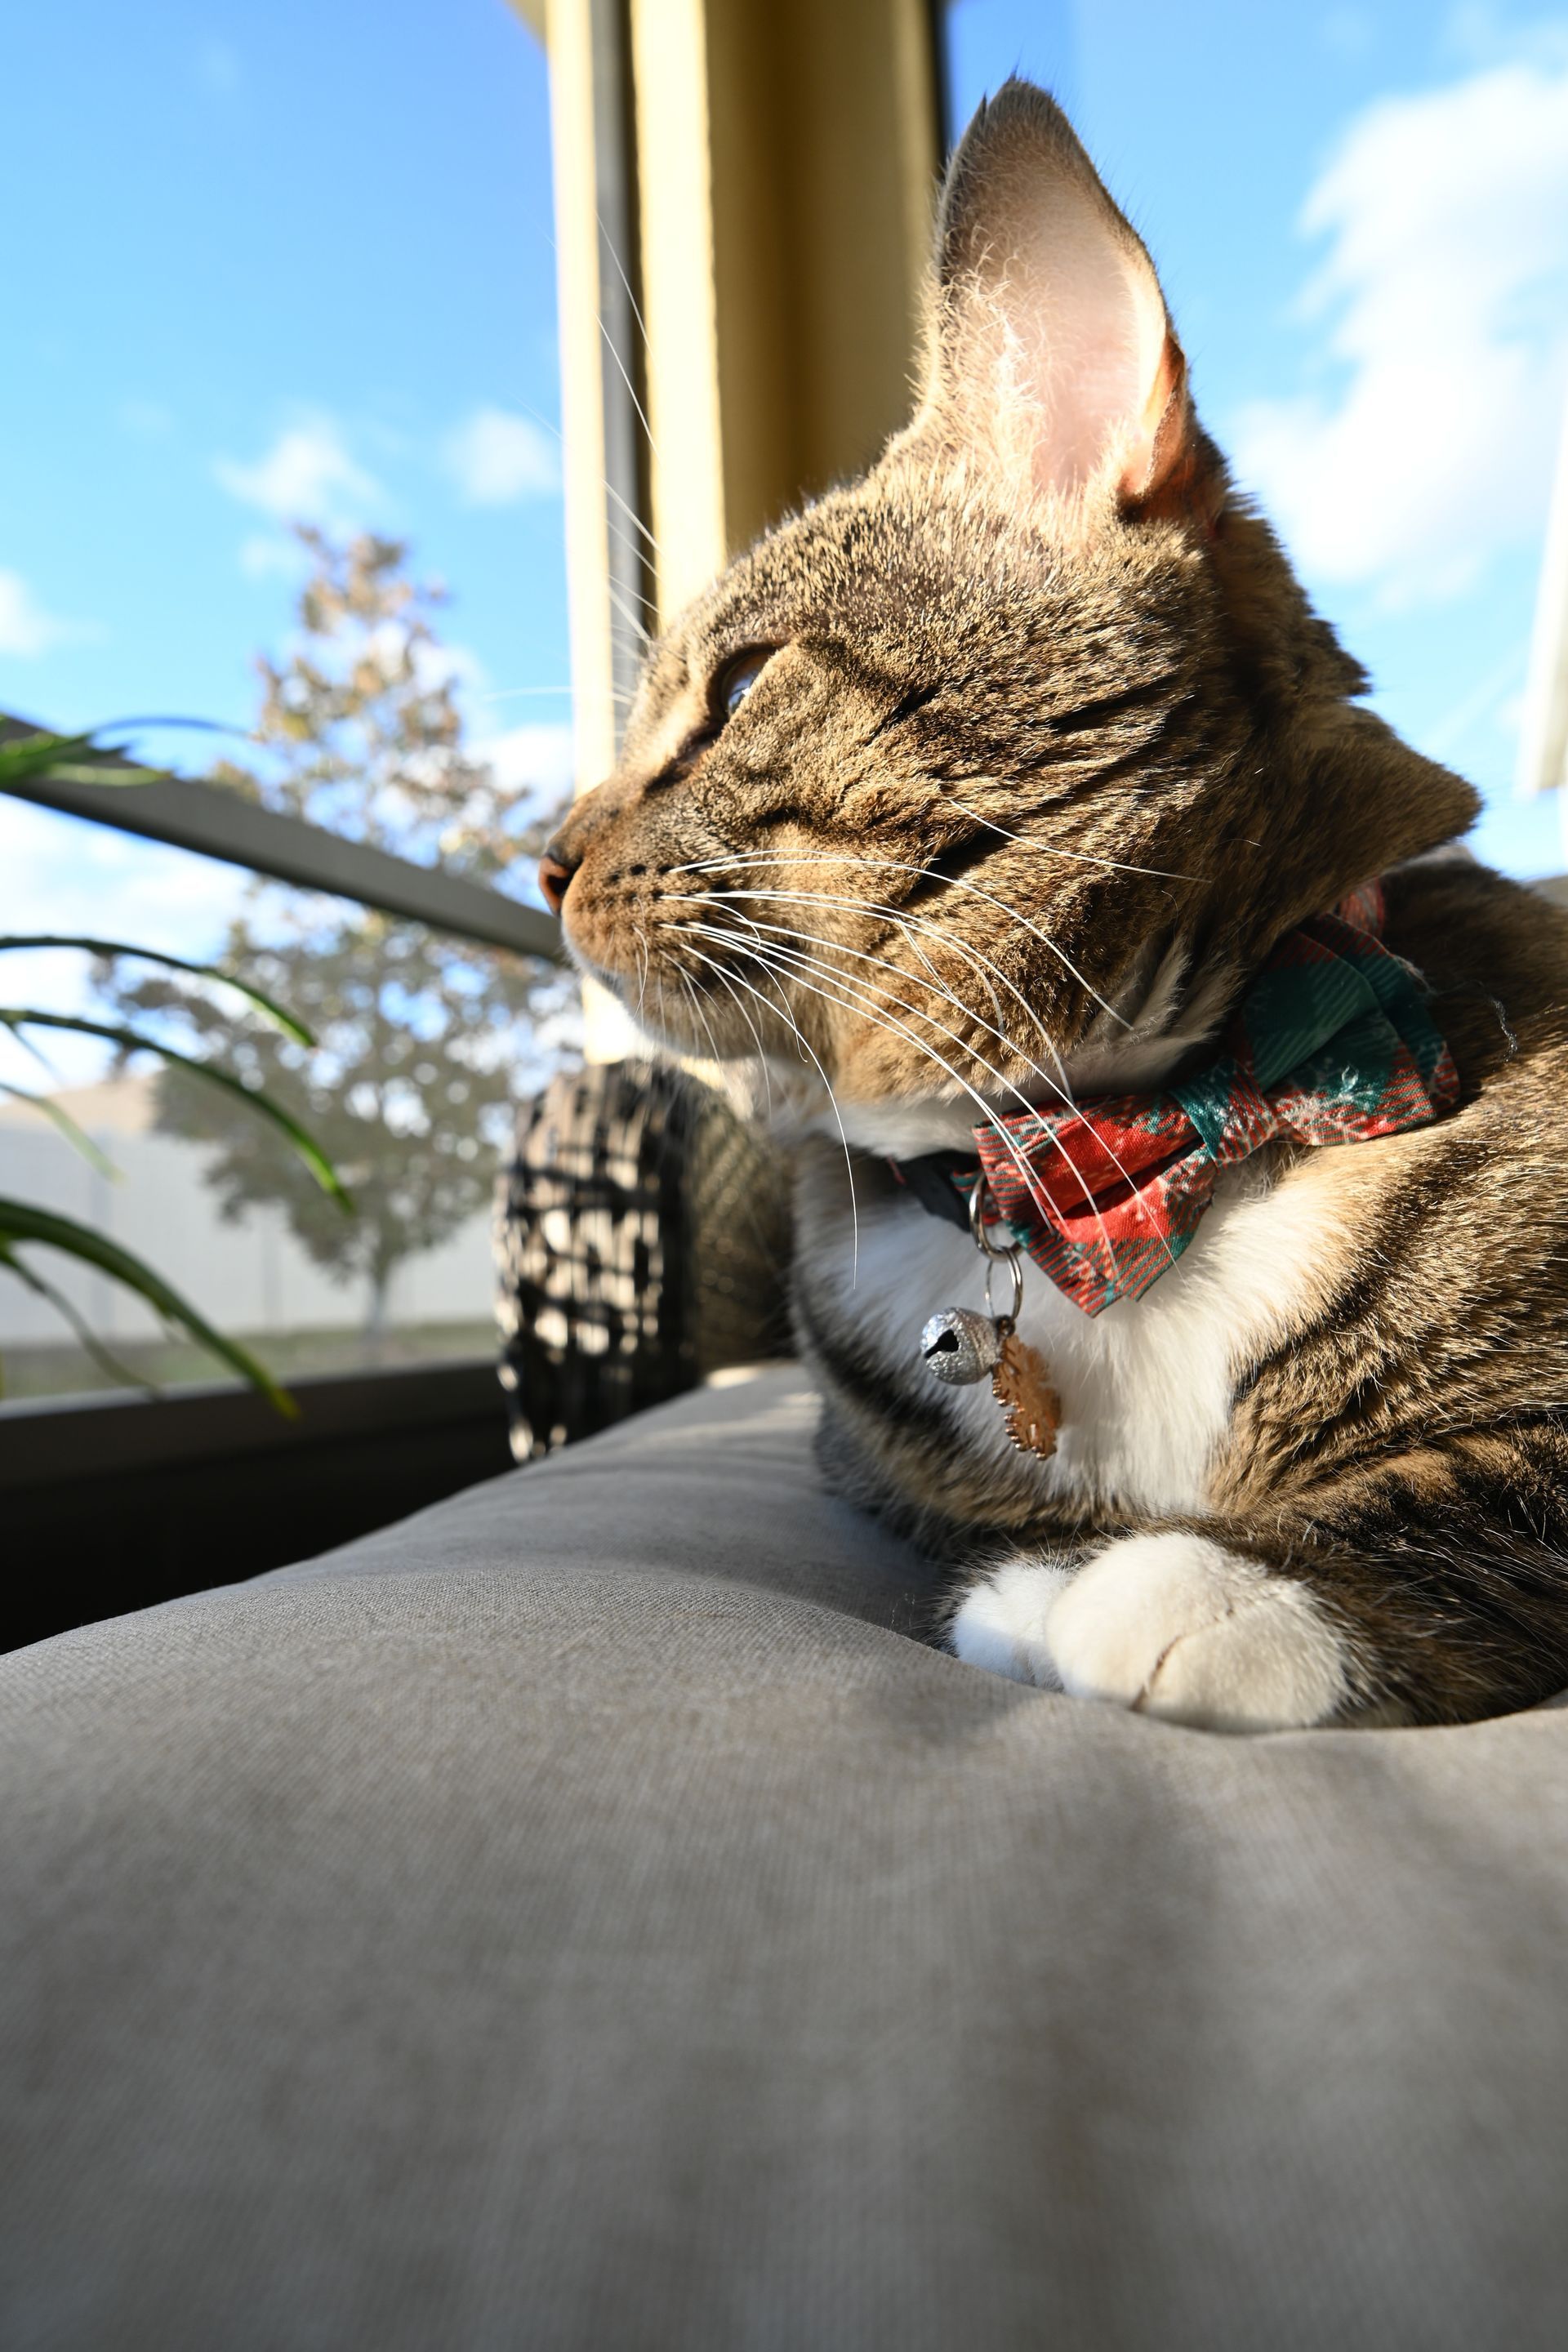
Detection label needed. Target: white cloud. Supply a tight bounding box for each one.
[214,417,382,527]
[0,569,95,659]
[413,635,486,695]
[441,407,559,506]
[1231,56,1568,605]
[0,800,251,1090]
[238,532,305,581]
[474,722,576,800]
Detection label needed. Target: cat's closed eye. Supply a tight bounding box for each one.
[713,647,774,724]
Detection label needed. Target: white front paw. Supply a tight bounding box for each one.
[951,1534,1352,1733]
[948,1556,1075,1688]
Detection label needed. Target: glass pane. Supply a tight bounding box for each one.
[938,2,1567,883]
[0,1,572,875]
[0,813,571,1401]
[0,3,578,1403]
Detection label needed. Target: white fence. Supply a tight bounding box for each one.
[0,1080,495,1346]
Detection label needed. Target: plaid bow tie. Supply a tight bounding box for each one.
[893,880,1459,1317]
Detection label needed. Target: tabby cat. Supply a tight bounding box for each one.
[539,81,1568,1731]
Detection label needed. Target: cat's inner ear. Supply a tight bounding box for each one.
[926,82,1195,517]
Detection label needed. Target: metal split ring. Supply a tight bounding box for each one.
[970,1176,1024,1326]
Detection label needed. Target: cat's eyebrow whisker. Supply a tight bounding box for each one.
[945,800,1202,884]
[602,525,662,618]
[604,476,662,559]
[678,935,859,1280]
[675,849,1131,1031]
[488,381,663,568]
[482,680,635,715]
[607,586,651,647]
[596,301,660,464]
[597,209,653,368]
[670,915,1134,1270]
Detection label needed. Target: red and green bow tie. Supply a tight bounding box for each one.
[891,880,1459,1317]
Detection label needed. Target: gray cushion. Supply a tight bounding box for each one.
[3,1367,1568,2350]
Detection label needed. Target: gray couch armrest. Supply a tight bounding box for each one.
[4,1370,1567,2350]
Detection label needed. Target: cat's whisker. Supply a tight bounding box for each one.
[597,307,660,463]
[676,925,1087,1266]
[605,477,662,560]
[674,849,1131,1030]
[744,924,1161,1268]
[666,890,1073,1123]
[677,914,1136,1271]
[489,385,662,569]
[667,915,1131,1272]
[679,955,734,1083]
[607,586,651,648]
[601,528,662,618]
[679,915,775,1107]
[704,957,774,1120]
[677,879,1049,1052]
[945,800,1202,884]
[597,208,653,367]
[678,937,859,1279]
[847,893,1011,1035]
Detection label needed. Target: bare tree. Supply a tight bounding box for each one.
[106,528,575,1337]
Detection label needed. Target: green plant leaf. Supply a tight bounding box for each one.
[0,1011,354,1212]
[0,728,102,786]
[0,1198,296,1415]
[0,1241,153,1395]
[22,764,163,786]
[0,937,315,1045]
[0,1080,120,1178]
[0,728,157,789]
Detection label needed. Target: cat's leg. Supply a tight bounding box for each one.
[949,1419,1568,1730]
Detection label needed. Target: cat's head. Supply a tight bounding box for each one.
[542,81,1477,1152]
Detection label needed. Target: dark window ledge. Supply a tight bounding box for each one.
[2,1360,516,1655]
[0,1358,509,1487]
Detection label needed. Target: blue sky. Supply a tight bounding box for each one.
[947,0,1568,874]
[3,0,1568,1094]
[0,0,567,752]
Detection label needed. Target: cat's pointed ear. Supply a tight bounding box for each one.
[924,82,1211,523]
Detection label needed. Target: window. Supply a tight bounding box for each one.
[1,2,573,1410]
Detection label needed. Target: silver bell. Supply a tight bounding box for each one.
[920,1307,1003,1387]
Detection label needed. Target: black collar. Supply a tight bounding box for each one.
[885,1148,974,1232]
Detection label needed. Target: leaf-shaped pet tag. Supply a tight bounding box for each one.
[991,1331,1061,1460]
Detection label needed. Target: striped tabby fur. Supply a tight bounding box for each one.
[545,82,1568,1730]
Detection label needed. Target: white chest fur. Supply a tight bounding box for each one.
[830,1162,1334,1517]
